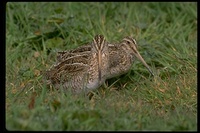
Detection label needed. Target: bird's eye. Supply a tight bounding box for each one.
[126,41,130,44]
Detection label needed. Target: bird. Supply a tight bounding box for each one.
[45,35,109,94]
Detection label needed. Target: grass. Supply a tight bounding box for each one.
[6,2,197,131]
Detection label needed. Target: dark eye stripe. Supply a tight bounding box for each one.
[123,38,132,43]
[123,37,137,45]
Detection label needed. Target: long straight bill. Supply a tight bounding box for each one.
[135,52,154,76]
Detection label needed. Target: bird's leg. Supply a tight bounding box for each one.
[102,81,109,89]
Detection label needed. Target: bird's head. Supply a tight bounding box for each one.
[121,36,154,76]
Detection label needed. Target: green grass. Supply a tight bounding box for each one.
[6,2,197,131]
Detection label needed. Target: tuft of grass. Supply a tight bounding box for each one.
[6,2,197,131]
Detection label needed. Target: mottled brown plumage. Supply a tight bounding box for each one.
[45,35,153,94]
[45,35,109,94]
